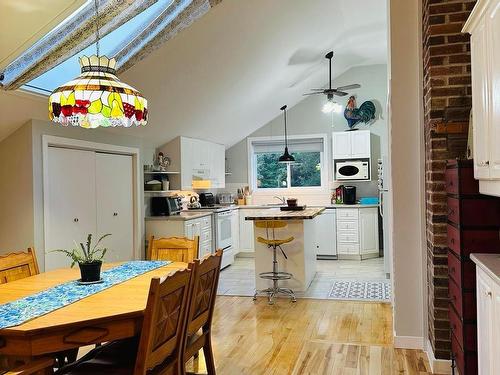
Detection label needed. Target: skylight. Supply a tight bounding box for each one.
[22,0,174,95]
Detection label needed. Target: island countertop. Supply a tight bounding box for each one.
[244,207,325,220]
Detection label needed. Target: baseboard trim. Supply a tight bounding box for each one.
[236,252,254,258]
[425,340,451,374]
[393,335,424,349]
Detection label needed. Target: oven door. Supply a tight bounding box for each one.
[336,162,363,180]
[216,211,232,250]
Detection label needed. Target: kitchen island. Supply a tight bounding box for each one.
[245,207,325,292]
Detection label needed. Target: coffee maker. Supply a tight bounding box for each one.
[334,185,357,205]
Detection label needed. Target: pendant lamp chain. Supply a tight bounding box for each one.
[94,0,100,57]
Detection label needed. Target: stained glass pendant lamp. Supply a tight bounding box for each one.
[278,105,295,164]
[48,0,147,128]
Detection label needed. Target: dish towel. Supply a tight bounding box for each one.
[0,260,170,329]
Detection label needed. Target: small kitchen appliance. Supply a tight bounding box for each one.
[151,196,181,216]
[343,186,357,205]
[217,192,235,205]
[199,192,216,207]
[334,159,370,181]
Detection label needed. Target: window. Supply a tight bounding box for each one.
[250,136,327,190]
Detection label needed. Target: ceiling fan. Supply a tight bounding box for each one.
[303,51,361,113]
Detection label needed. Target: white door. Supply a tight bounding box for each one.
[315,210,336,256]
[477,271,494,375]
[360,208,379,254]
[96,153,134,262]
[471,22,491,179]
[332,132,352,159]
[487,2,500,178]
[351,130,371,158]
[45,148,97,271]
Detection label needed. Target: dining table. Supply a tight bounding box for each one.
[0,261,186,364]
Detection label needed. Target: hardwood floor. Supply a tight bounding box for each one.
[187,296,432,374]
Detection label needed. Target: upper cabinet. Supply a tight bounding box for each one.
[332,130,371,160]
[159,136,226,190]
[463,0,500,196]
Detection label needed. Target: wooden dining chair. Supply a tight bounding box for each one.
[56,268,193,375]
[0,248,78,370]
[0,248,39,284]
[148,236,200,263]
[182,250,223,375]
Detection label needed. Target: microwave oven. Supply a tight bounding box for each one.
[334,159,370,181]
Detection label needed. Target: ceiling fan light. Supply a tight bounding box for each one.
[322,101,342,114]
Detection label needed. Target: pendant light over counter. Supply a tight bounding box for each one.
[48,0,147,129]
[278,105,295,164]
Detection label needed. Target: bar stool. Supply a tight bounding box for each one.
[253,220,296,304]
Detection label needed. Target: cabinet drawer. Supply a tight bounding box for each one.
[337,233,359,244]
[200,241,212,256]
[336,209,359,219]
[337,221,359,231]
[451,332,477,375]
[449,277,476,320]
[447,224,500,257]
[447,197,500,227]
[445,166,479,196]
[201,229,212,243]
[449,304,477,352]
[337,243,359,254]
[448,250,476,290]
[200,216,212,230]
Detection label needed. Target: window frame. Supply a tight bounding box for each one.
[247,134,329,194]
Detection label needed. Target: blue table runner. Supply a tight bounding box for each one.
[0,260,170,329]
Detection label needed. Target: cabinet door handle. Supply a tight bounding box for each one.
[73,218,79,223]
[113,212,118,216]
[486,291,492,297]
[477,160,490,167]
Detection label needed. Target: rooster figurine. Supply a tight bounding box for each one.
[344,96,376,129]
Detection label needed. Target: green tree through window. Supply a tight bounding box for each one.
[256,151,321,188]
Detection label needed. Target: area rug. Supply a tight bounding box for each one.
[327,280,391,302]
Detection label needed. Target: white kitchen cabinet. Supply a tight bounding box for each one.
[476,269,494,375]
[146,214,213,258]
[359,208,379,254]
[238,209,256,253]
[45,148,134,270]
[336,207,379,260]
[332,130,371,160]
[159,136,225,190]
[231,209,240,253]
[315,210,337,258]
[463,0,500,194]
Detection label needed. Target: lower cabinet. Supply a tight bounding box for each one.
[145,215,213,258]
[238,209,257,254]
[315,209,337,258]
[336,207,379,260]
[475,265,500,375]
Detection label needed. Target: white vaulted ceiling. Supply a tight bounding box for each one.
[0,0,387,146]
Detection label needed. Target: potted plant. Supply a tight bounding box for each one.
[52,233,110,282]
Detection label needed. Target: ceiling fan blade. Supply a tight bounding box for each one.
[333,91,349,96]
[309,88,326,91]
[336,84,361,91]
[303,92,323,96]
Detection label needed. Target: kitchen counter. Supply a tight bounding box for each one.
[145,212,212,221]
[244,207,325,220]
[326,203,379,209]
[235,204,379,209]
[471,254,500,285]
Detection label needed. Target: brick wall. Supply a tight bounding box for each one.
[422,0,475,360]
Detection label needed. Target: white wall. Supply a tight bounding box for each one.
[225,64,388,204]
[389,0,426,348]
[0,122,34,254]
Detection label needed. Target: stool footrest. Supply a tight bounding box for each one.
[259,271,293,281]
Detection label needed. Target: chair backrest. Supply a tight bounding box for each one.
[255,220,288,229]
[185,250,222,336]
[134,268,193,375]
[147,236,200,263]
[0,248,39,284]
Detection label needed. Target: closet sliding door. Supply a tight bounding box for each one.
[45,147,97,271]
[95,153,134,262]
